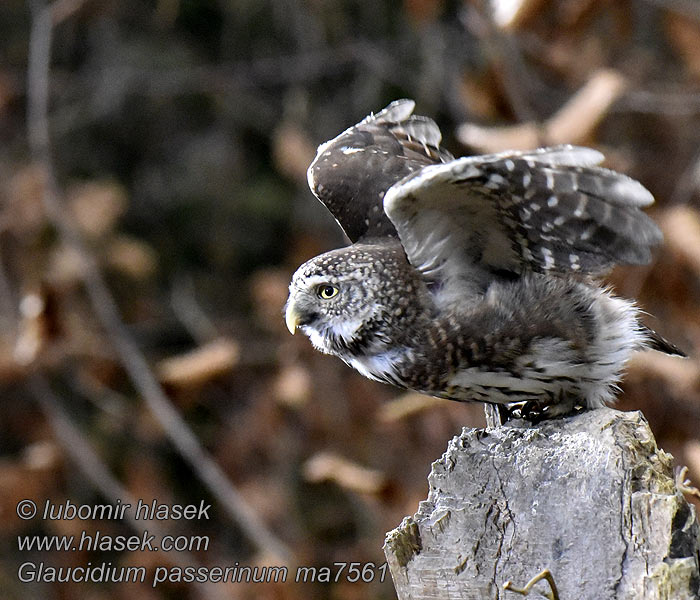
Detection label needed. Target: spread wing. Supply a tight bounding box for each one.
[307,99,453,242]
[383,145,662,278]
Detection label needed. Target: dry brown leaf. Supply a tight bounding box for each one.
[47,243,86,286]
[457,69,627,152]
[122,458,173,514]
[66,180,128,239]
[303,451,387,496]
[490,0,547,30]
[272,123,316,183]
[459,74,501,120]
[660,206,700,277]
[458,120,542,153]
[546,69,627,143]
[156,338,240,388]
[21,439,61,470]
[14,291,48,366]
[249,268,291,330]
[558,0,599,29]
[0,340,27,382]
[49,235,157,283]
[0,441,62,533]
[404,0,444,24]
[237,477,288,525]
[6,163,47,235]
[665,13,700,80]
[378,392,444,423]
[544,37,606,81]
[273,364,311,408]
[106,235,158,279]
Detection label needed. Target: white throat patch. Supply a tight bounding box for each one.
[302,318,365,353]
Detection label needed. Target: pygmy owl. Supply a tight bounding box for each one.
[285,100,683,419]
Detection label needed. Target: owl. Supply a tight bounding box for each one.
[285,100,683,420]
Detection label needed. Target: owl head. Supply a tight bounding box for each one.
[285,242,419,355]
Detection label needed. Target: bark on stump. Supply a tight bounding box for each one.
[384,408,700,599]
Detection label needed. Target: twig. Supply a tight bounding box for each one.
[504,568,561,600]
[27,375,230,600]
[26,0,292,562]
[460,5,536,124]
[675,466,700,500]
[170,276,219,344]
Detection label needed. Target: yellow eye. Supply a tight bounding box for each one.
[317,284,339,299]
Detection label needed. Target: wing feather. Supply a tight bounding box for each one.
[306,100,453,242]
[384,145,662,279]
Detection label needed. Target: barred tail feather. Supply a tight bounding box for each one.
[642,326,686,357]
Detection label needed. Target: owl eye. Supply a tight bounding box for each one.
[316,284,339,299]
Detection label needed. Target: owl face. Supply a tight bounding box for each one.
[285,248,382,353]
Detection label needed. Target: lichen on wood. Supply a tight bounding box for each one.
[384,408,700,600]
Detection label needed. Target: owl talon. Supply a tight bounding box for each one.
[484,403,522,426]
[519,401,546,423]
[498,404,517,424]
[675,466,700,500]
[518,397,583,422]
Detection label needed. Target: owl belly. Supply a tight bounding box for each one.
[394,286,644,409]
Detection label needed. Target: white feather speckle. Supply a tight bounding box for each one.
[340,146,363,154]
[574,196,588,217]
[580,225,595,240]
[541,246,555,269]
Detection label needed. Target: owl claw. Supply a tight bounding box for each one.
[509,396,583,423]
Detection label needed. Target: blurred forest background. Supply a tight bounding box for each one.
[2,0,700,599]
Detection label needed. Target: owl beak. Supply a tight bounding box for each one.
[285,301,301,335]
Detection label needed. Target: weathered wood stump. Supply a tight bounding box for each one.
[384,408,700,599]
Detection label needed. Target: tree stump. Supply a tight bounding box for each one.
[384,408,700,599]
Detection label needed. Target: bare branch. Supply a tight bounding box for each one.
[504,568,561,599]
[27,375,230,600]
[170,276,220,343]
[675,466,700,500]
[462,4,541,124]
[26,0,292,562]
